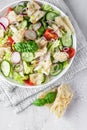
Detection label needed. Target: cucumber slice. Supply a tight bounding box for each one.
[46,12,57,21]
[20,20,27,29]
[22,52,34,62]
[50,63,63,76]
[62,34,73,47]
[1,60,11,77]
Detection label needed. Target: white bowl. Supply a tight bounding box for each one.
[0,0,76,88]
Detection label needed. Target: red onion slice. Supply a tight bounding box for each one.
[11,52,21,64]
[63,47,69,52]
[0,22,6,30]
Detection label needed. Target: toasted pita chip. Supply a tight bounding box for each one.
[63,16,75,33]
[50,84,73,118]
[55,17,71,34]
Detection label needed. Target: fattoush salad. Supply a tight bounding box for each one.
[0,1,75,86]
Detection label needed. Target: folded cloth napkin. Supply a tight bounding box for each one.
[0,0,87,113]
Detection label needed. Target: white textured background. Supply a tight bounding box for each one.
[0,0,87,130]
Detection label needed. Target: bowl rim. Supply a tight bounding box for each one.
[0,0,77,88]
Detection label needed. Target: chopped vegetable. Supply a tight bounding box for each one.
[11,52,21,64]
[41,17,47,30]
[1,60,11,77]
[49,40,60,54]
[7,36,15,45]
[22,52,34,62]
[37,26,45,37]
[66,48,75,59]
[44,28,58,40]
[14,41,38,53]
[0,22,6,30]
[7,7,13,14]
[13,5,24,14]
[63,60,69,69]
[13,72,24,84]
[61,33,73,47]
[62,47,69,52]
[46,12,57,21]
[20,20,27,29]
[42,4,53,11]
[24,79,35,86]
[23,61,33,74]
[50,63,63,76]
[0,17,9,29]
[42,4,60,15]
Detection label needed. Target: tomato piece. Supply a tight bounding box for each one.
[7,37,15,45]
[68,48,75,58]
[44,28,58,40]
[63,47,75,59]
[7,7,13,14]
[24,79,35,86]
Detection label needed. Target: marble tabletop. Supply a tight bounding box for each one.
[0,0,87,130]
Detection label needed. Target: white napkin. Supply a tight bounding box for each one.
[0,0,87,113]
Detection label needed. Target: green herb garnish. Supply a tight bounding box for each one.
[32,91,57,106]
[15,41,38,53]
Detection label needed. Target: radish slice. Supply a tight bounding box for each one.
[24,30,37,40]
[0,17,9,29]
[33,22,41,31]
[0,22,6,30]
[11,52,21,64]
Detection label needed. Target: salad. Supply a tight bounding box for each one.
[0,1,75,86]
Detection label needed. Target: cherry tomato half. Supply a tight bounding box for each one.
[7,37,15,45]
[44,28,58,40]
[7,7,13,14]
[63,47,75,59]
[68,48,75,58]
[24,79,35,86]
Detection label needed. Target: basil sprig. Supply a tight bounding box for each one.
[32,91,57,106]
[15,41,38,53]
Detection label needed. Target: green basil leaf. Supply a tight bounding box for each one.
[15,41,38,53]
[44,91,57,104]
[32,98,46,106]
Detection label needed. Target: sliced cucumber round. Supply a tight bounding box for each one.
[50,63,63,76]
[62,34,73,47]
[46,12,57,21]
[1,60,11,77]
[22,52,34,62]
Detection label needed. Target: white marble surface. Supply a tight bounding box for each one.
[0,0,87,130]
